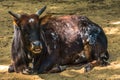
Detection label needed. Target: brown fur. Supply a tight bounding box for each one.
[37,15,109,73]
[8,13,109,74]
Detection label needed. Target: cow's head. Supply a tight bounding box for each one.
[9,6,47,54]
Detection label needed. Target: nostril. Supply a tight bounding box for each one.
[32,41,41,47]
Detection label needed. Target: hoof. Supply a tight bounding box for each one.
[84,63,93,72]
[101,61,110,67]
[59,65,67,71]
[8,65,14,73]
[48,65,67,73]
[22,68,33,75]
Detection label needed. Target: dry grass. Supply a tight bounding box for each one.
[0,0,120,80]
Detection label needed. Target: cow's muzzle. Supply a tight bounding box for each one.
[31,41,42,54]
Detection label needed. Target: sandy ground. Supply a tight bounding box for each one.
[0,0,120,80]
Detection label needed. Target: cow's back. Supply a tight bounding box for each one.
[43,15,80,43]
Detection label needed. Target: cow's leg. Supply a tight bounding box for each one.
[73,51,88,64]
[8,61,20,73]
[31,55,46,74]
[84,44,92,60]
[48,65,67,73]
[22,67,33,74]
[21,59,34,74]
[84,60,100,72]
[73,44,92,64]
[9,59,31,74]
[84,51,110,72]
[33,55,66,74]
[8,63,20,73]
[38,54,58,74]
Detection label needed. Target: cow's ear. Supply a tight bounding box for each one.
[40,15,52,25]
[13,20,18,27]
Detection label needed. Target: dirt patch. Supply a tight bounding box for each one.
[0,65,8,73]
[104,26,120,35]
[0,0,120,80]
[110,21,120,25]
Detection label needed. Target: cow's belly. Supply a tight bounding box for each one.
[59,40,84,65]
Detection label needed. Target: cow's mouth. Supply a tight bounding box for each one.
[31,46,43,54]
[30,41,43,54]
[32,48,42,54]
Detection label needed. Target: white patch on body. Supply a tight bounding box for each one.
[51,32,58,40]
[29,18,35,23]
[66,23,70,27]
[51,32,55,36]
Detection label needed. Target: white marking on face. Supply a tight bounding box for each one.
[29,18,35,23]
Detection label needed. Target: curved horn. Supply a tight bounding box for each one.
[36,6,47,16]
[8,11,21,19]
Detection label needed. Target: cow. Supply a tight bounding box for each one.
[8,6,109,74]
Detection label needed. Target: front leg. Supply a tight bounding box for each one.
[37,31,60,74]
[38,54,57,74]
[48,65,67,73]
